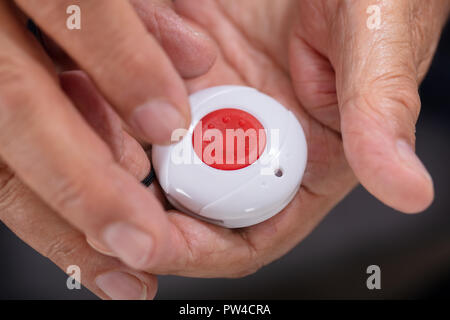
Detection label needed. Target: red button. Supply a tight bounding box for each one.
[192,108,266,170]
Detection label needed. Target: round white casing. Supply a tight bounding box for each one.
[152,86,307,228]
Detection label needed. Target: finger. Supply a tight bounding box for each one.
[37,0,218,77]
[329,1,437,213]
[130,0,217,78]
[0,170,158,300]
[60,70,168,203]
[289,36,340,132]
[61,70,168,204]
[15,0,190,144]
[0,3,173,270]
[59,70,169,254]
[59,71,150,181]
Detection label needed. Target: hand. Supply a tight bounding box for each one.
[0,71,161,299]
[130,0,448,277]
[0,0,216,282]
[2,0,448,299]
[291,0,449,212]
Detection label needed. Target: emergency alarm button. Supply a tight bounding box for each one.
[192,108,266,170]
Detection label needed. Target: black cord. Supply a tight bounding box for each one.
[141,166,156,187]
[27,19,47,49]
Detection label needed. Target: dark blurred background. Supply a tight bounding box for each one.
[1,23,449,300]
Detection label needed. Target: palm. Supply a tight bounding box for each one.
[154,0,357,277]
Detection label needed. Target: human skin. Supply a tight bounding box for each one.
[0,0,216,299]
[1,0,449,299]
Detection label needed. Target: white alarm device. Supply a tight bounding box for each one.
[152,86,307,228]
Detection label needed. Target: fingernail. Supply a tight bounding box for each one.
[95,271,147,300]
[86,237,115,257]
[130,100,186,144]
[103,223,154,269]
[396,139,432,182]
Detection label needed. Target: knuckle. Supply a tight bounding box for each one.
[229,241,264,278]
[369,72,421,119]
[52,174,90,213]
[387,90,421,123]
[109,36,149,68]
[366,90,419,127]
[0,56,37,131]
[343,72,421,130]
[43,232,87,263]
[0,56,31,100]
[0,163,20,214]
[91,42,149,81]
[51,160,118,222]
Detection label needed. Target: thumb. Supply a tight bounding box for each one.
[332,1,437,213]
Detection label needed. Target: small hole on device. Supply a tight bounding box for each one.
[274,168,283,177]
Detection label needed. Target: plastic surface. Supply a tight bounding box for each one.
[192,108,266,170]
[152,86,307,228]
